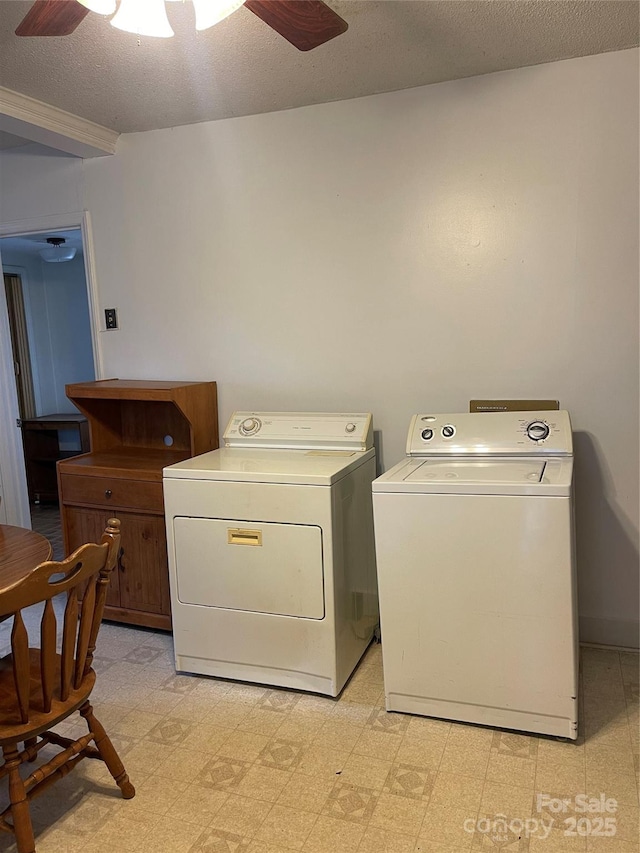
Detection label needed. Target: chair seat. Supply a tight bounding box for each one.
[0,648,95,744]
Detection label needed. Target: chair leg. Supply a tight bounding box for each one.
[79,701,135,799]
[23,738,38,761]
[3,744,35,853]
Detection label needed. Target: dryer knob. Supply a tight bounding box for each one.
[346,423,357,433]
[240,417,261,435]
[527,421,550,441]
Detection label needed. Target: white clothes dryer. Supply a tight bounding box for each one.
[372,410,578,738]
[163,412,379,696]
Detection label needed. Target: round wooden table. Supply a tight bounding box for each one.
[0,524,52,592]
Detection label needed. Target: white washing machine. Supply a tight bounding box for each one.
[373,410,578,739]
[163,412,379,696]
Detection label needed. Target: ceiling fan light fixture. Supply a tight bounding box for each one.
[39,237,77,263]
[77,0,117,15]
[192,0,245,31]
[111,0,175,37]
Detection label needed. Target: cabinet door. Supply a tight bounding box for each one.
[118,512,170,616]
[63,506,121,607]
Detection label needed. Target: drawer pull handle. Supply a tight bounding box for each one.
[105,489,112,499]
[228,528,262,546]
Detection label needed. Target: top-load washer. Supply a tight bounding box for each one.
[372,410,578,738]
[163,411,379,696]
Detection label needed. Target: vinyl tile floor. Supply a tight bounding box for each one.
[0,618,637,853]
[29,502,64,561]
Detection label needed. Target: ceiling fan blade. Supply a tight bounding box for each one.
[244,0,347,51]
[15,0,90,37]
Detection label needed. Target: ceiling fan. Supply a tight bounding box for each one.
[14,0,348,51]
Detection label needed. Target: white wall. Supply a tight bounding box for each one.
[0,144,83,222]
[1,49,638,646]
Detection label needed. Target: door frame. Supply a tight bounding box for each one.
[0,210,103,527]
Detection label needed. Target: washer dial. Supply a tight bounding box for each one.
[239,417,262,436]
[526,421,550,442]
[421,428,434,441]
[442,425,456,438]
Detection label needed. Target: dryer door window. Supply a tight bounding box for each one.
[173,517,325,619]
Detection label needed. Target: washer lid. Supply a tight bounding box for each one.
[404,460,546,484]
[163,446,375,486]
[373,456,573,496]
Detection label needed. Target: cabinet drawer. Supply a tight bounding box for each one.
[59,473,163,512]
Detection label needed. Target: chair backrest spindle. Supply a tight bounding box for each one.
[60,588,79,703]
[74,575,96,689]
[83,551,115,678]
[40,598,57,713]
[10,610,30,723]
[0,519,120,719]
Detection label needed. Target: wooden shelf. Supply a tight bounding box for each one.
[58,379,218,631]
[59,448,192,480]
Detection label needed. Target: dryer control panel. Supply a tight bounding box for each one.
[224,412,373,451]
[406,410,572,456]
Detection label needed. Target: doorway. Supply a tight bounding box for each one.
[1,228,96,555]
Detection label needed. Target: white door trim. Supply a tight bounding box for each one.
[0,276,28,526]
[0,210,103,527]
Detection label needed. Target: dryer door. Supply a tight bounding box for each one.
[173,517,325,619]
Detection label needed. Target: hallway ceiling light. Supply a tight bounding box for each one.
[78,0,245,38]
[39,237,77,263]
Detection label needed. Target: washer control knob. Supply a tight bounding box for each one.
[442,425,455,438]
[345,423,357,433]
[421,428,434,441]
[527,421,550,442]
[240,417,262,435]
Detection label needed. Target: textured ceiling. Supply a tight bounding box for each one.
[0,1,638,133]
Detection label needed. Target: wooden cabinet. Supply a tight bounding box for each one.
[57,380,218,631]
[21,414,90,503]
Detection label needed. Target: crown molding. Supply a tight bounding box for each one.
[0,86,119,158]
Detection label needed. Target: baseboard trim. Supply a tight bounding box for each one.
[579,616,639,650]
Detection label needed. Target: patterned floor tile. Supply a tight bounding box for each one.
[366,707,410,735]
[124,645,164,665]
[383,762,434,800]
[189,827,251,852]
[197,756,253,790]
[0,606,636,853]
[258,738,305,770]
[322,780,378,824]
[258,690,301,713]
[147,716,196,746]
[160,673,201,695]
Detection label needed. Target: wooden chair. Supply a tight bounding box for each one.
[0,518,134,852]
